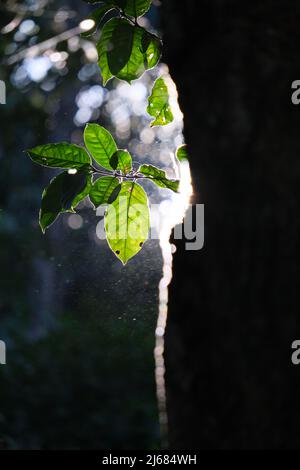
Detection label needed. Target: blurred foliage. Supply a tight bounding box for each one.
[0,309,159,449]
[0,0,166,449]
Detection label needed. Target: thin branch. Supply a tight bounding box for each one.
[4,26,83,66]
[92,167,147,180]
[1,14,24,35]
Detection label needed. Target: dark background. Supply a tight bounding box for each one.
[0,0,171,450]
[163,0,300,449]
[1,0,300,451]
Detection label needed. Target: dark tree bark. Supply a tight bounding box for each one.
[163,0,300,449]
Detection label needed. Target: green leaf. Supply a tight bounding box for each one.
[107,184,122,203]
[105,181,150,264]
[140,30,161,68]
[117,0,152,17]
[176,144,189,162]
[72,172,93,208]
[139,164,179,192]
[89,176,120,207]
[110,149,132,174]
[39,169,92,233]
[27,143,91,169]
[96,18,114,84]
[97,18,161,84]
[147,77,174,127]
[81,5,115,38]
[84,123,117,170]
[84,0,152,17]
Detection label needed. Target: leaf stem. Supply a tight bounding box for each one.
[114,7,162,43]
[92,167,146,180]
[116,7,137,27]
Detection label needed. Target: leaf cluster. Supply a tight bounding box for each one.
[27,124,180,263]
[26,0,190,263]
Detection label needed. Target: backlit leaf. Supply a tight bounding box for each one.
[147,77,174,127]
[105,181,150,264]
[117,0,152,18]
[139,164,179,192]
[89,176,120,207]
[110,149,132,174]
[84,123,117,170]
[71,171,93,208]
[85,0,152,18]
[107,184,122,203]
[39,170,92,233]
[27,143,91,169]
[140,30,161,68]
[97,18,161,84]
[176,144,189,162]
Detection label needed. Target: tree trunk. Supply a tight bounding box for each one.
[163,0,300,449]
